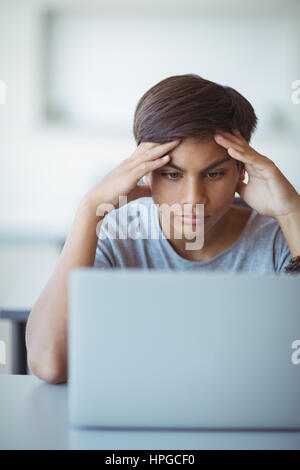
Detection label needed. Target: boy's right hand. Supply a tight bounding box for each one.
[81,139,181,215]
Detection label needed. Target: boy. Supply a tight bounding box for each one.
[26,74,300,384]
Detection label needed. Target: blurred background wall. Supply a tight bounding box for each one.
[0,0,299,373]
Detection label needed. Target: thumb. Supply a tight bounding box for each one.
[136,183,152,199]
[127,183,152,203]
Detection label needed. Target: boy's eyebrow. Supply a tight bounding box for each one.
[163,156,231,174]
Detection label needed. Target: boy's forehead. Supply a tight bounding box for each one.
[165,139,233,169]
[171,136,227,157]
[163,156,233,174]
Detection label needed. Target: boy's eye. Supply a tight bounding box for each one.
[160,171,225,180]
[161,172,180,180]
[206,172,225,179]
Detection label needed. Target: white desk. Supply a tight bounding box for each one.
[0,375,300,450]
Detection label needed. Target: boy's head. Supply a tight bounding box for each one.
[133,73,257,145]
[132,74,258,240]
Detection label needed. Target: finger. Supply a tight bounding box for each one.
[133,153,171,179]
[214,134,245,153]
[138,142,159,150]
[127,141,160,163]
[128,142,157,161]
[139,139,181,162]
[225,129,245,143]
[228,146,248,162]
[232,128,247,142]
[138,140,178,151]
[228,146,260,166]
[215,130,245,148]
[127,139,180,167]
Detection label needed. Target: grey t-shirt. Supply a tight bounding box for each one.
[93,196,291,274]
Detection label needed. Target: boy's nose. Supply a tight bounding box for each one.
[180,178,208,206]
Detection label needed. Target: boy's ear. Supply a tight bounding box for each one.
[238,162,246,181]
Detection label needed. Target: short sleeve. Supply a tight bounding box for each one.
[93,214,115,269]
[274,226,292,273]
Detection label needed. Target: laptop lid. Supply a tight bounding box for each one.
[68,268,300,430]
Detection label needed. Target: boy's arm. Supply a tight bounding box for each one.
[25,197,103,384]
[25,139,181,383]
[276,205,300,258]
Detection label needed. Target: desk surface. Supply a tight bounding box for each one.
[0,375,300,450]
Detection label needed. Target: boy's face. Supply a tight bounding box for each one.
[143,137,245,240]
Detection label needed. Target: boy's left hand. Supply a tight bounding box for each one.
[214,129,300,221]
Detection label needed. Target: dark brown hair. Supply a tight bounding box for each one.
[133,74,257,145]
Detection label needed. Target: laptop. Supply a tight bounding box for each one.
[68,268,300,430]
